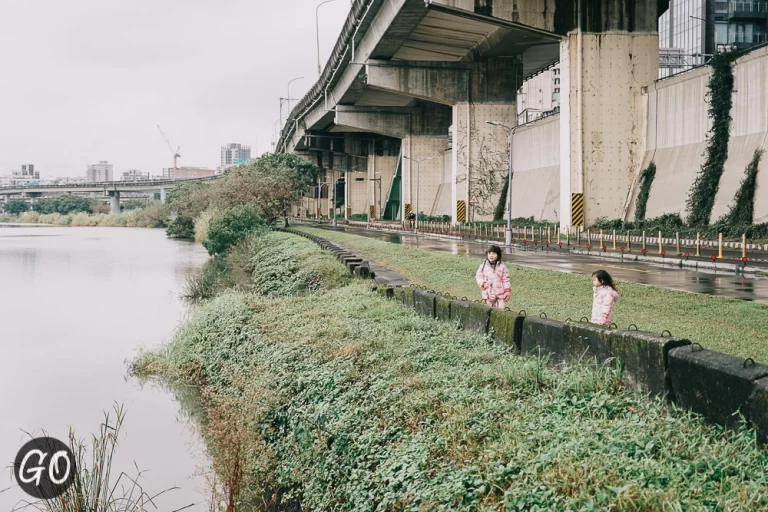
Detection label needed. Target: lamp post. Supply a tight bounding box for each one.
[354,175,382,223]
[486,121,518,246]
[286,76,304,117]
[316,0,340,76]
[690,15,720,59]
[403,155,438,232]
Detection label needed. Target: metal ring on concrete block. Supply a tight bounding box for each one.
[609,323,618,330]
[540,312,547,319]
[461,297,468,301]
[518,310,527,317]
[628,324,639,331]
[690,343,704,352]
[565,317,572,322]
[580,317,590,323]
[744,357,756,368]
[661,330,672,337]
[504,307,512,312]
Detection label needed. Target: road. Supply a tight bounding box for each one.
[310,224,768,304]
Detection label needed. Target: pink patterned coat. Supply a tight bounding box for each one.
[591,285,620,326]
[475,260,511,308]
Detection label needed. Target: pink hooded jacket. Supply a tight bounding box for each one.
[475,260,511,301]
[591,285,620,326]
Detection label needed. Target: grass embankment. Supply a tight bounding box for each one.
[133,230,768,511]
[298,227,768,363]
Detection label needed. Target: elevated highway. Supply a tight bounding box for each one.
[0,176,221,213]
[278,0,667,229]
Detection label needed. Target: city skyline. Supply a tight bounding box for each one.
[0,0,349,178]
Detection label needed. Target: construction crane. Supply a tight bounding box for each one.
[157,125,181,176]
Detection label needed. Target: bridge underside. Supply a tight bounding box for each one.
[285,0,661,227]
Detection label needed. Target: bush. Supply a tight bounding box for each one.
[166,215,195,240]
[194,208,218,244]
[203,205,265,256]
[18,211,41,223]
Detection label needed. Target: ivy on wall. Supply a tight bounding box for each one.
[494,175,509,221]
[685,50,739,226]
[721,149,764,225]
[634,162,656,223]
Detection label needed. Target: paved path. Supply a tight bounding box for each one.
[308,224,768,304]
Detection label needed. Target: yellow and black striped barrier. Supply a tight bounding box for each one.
[369,205,376,220]
[571,193,584,227]
[457,200,466,223]
[404,204,412,218]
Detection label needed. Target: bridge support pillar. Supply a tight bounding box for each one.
[558,0,659,229]
[160,188,167,204]
[110,192,120,214]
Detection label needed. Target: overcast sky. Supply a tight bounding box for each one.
[0,0,350,178]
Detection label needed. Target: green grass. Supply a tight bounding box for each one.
[134,281,768,511]
[298,227,768,363]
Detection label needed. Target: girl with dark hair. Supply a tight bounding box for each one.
[475,245,511,308]
[591,269,620,326]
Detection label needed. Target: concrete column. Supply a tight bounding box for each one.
[558,0,659,228]
[110,192,120,214]
[160,188,167,204]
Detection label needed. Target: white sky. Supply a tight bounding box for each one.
[0,0,350,178]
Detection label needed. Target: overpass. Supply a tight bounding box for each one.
[277,0,669,228]
[0,176,221,213]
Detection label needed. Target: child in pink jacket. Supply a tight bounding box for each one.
[476,245,511,308]
[591,269,620,326]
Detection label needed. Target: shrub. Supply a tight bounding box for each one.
[634,162,656,223]
[166,215,196,240]
[194,208,218,244]
[5,199,29,215]
[203,205,265,257]
[18,211,40,223]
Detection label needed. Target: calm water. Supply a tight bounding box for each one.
[0,226,211,511]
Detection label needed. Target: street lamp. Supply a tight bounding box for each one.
[286,76,304,117]
[316,0,340,77]
[690,15,721,58]
[486,121,517,246]
[402,155,438,232]
[354,174,383,224]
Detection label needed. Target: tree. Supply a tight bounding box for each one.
[5,199,29,215]
[122,199,148,211]
[214,153,321,223]
[203,205,265,256]
[167,180,215,219]
[54,195,92,214]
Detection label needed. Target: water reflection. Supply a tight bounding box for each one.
[0,226,211,511]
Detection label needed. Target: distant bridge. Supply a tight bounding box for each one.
[0,176,221,213]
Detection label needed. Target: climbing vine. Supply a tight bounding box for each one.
[685,50,739,226]
[494,174,509,220]
[634,162,656,223]
[721,149,764,225]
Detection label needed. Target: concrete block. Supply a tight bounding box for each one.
[450,299,491,335]
[413,289,436,318]
[668,346,768,427]
[489,309,523,353]
[563,321,609,365]
[520,317,567,365]
[748,378,768,443]
[402,287,416,309]
[614,330,690,397]
[435,294,452,321]
[391,287,405,303]
[353,265,370,279]
[376,286,393,299]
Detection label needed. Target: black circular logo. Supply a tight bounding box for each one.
[13,437,76,499]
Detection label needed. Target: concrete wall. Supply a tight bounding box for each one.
[511,114,560,221]
[633,46,768,224]
[368,155,399,219]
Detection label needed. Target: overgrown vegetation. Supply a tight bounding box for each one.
[202,205,264,257]
[133,230,768,510]
[32,195,94,215]
[165,215,196,240]
[721,148,764,225]
[300,226,768,363]
[633,162,656,223]
[590,214,768,242]
[2,202,167,228]
[685,50,739,226]
[493,173,509,221]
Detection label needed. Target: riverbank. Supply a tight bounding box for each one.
[0,204,166,228]
[297,226,768,364]
[133,229,768,511]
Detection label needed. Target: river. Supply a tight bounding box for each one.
[0,226,211,511]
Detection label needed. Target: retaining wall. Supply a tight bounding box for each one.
[278,228,768,443]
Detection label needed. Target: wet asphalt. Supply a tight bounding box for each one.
[311,224,768,304]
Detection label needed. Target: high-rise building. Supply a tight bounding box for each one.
[220,143,252,168]
[516,65,561,124]
[86,161,113,182]
[659,0,768,78]
[5,164,41,185]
